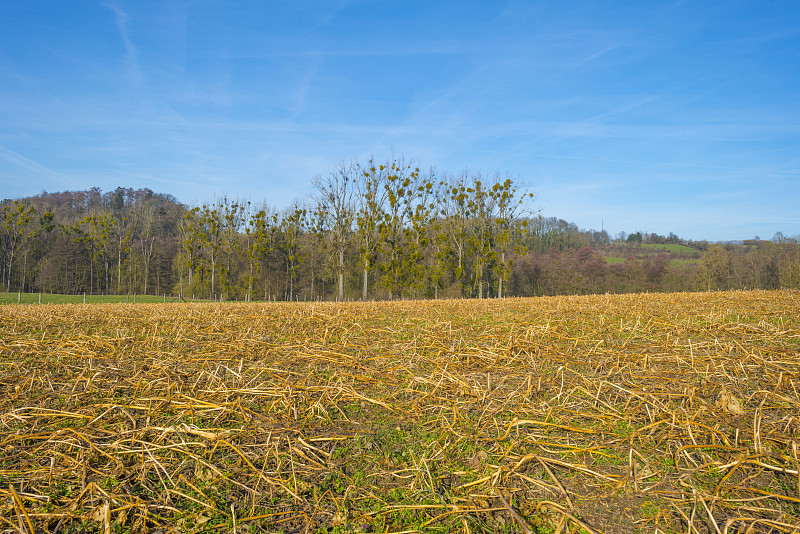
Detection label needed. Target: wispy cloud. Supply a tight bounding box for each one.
[572,45,618,67]
[291,57,323,117]
[104,2,142,87]
[0,145,78,191]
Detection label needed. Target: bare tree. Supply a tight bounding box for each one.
[439,170,473,294]
[313,162,355,301]
[0,201,36,291]
[377,157,423,300]
[130,198,158,294]
[218,196,248,299]
[278,203,307,301]
[355,157,388,300]
[466,174,495,299]
[490,174,534,298]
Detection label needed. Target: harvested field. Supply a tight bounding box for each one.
[0,290,799,533]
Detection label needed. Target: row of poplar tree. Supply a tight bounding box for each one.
[180,157,533,301]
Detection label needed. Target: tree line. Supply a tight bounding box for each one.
[3,158,800,300]
[510,241,800,296]
[176,158,532,301]
[1,187,183,297]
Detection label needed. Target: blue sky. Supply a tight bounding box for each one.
[1,1,798,241]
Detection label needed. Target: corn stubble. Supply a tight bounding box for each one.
[1,290,799,533]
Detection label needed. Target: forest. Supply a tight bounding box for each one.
[2,157,800,300]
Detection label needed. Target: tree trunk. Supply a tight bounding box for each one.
[362,264,368,300]
[248,260,253,299]
[6,248,16,292]
[210,255,216,299]
[498,251,505,298]
[89,245,94,295]
[289,263,294,301]
[117,246,122,294]
[188,252,193,288]
[225,256,232,299]
[21,250,27,292]
[338,249,344,301]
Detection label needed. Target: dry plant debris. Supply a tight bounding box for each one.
[0,290,799,534]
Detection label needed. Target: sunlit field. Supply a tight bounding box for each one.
[1,291,798,533]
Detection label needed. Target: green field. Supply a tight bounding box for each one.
[638,243,697,254]
[0,292,184,305]
[605,257,697,266]
[604,256,625,264]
